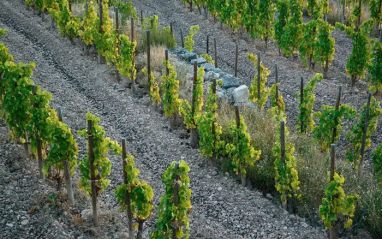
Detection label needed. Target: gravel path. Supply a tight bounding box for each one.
[0,0,329,238]
[131,0,382,160]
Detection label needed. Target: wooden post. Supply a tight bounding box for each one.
[170,22,173,35]
[235,106,246,186]
[69,0,72,12]
[275,64,279,102]
[115,7,121,81]
[180,29,184,48]
[57,106,75,205]
[235,43,238,77]
[172,162,180,239]
[130,17,136,94]
[83,0,90,56]
[359,93,372,168]
[88,120,99,227]
[257,53,261,100]
[214,38,218,68]
[190,62,198,148]
[206,35,209,54]
[300,77,304,133]
[140,10,143,24]
[32,85,44,179]
[147,30,151,89]
[380,27,382,42]
[280,121,287,209]
[341,0,345,24]
[165,50,169,75]
[121,139,134,237]
[332,86,342,144]
[98,0,106,64]
[212,79,217,156]
[329,144,338,239]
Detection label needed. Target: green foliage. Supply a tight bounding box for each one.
[247,53,270,109]
[27,86,53,153]
[115,153,154,222]
[78,0,98,46]
[45,110,78,177]
[274,0,289,51]
[150,160,192,239]
[346,96,382,168]
[226,115,261,177]
[115,1,138,23]
[368,40,382,93]
[78,112,122,196]
[319,173,359,229]
[336,20,374,85]
[161,60,181,118]
[142,67,161,106]
[296,73,323,134]
[185,25,199,52]
[256,0,276,45]
[119,34,136,80]
[269,83,285,115]
[0,28,6,37]
[373,144,382,185]
[314,19,335,73]
[2,61,35,139]
[197,80,223,158]
[273,123,301,204]
[140,15,176,51]
[200,53,214,65]
[370,0,382,25]
[280,0,304,57]
[306,0,323,18]
[300,20,318,68]
[313,104,357,151]
[179,67,204,129]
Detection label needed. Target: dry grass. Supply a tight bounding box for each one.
[71,3,85,18]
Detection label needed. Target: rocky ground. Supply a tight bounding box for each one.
[0,0,333,238]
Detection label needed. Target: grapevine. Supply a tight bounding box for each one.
[345,96,381,168]
[78,112,122,196]
[78,0,98,47]
[118,34,136,81]
[274,0,289,54]
[179,67,204,130]
[185,25,199,52]
[161,60,181,119]
[142,67,161,106]
[115,150,154,238]
[196,80,223,158]
[313,104,357,151]
[319,173,359,230]
[200,53,215,65]
[226,115,261,178]
[368,40,382,93]
[273,123,301,204]
[314,19,335,74]
[295,73,323,134]
[247,53,270,109]
[300,20,318,68]
[269,83,285,115]
[372,143,382,185]
[150,160,192,239]
[256,0,276,47]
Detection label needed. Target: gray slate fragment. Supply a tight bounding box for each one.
[232,85,250,104]
[191,57,207,66]
[221,74,240,89]
[180,52,197,61]
[171,46,187,55]
[199,63,215,72]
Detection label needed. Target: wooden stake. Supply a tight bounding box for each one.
[121,139,134,237]
[329,144,338,239]
[172,162,180,239]
[88,120,98,227]
[190,62,198,148]
[257,53,261,100]
[275,64,279,102]
[170,22,173,35]
[115,7,121,81]
[341,0,345,24]
[214,38,218,68]
[212,79,217,156]
[140,10,143,24]
[147,30,151,89]
[332,86,342,144]
[57,106,75,205]
[165,50,169,75]
[98,1,106,64]
[280,121,287,209]
[300,77,304,133]
[180,29,184,48]
[359,93,372,168]
[131,17,136,94]
[32,85,44,179]
[235,43,238,77]
[206,35,209,54]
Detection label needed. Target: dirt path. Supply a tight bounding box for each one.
[131,0,382,160]
[0,1,328,238]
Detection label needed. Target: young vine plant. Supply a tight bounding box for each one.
[247,53,270,109]
[161,60,181,119]
[185,25,199,52]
